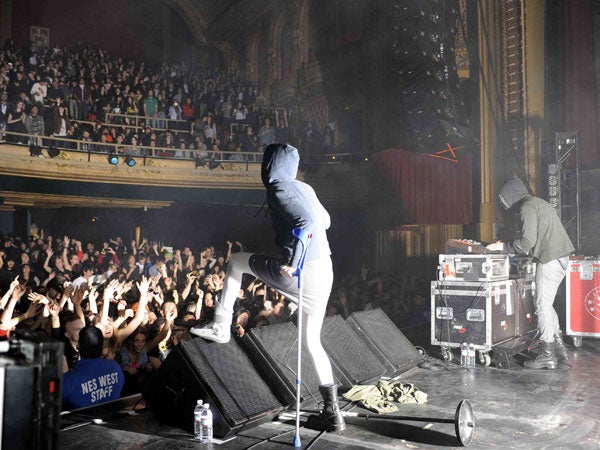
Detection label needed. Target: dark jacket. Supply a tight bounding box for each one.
[261,144,331,268]
[499,177,574,263]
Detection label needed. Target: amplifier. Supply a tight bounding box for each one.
[439,253,510,282]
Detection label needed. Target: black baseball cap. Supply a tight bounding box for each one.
[78,326,104,359]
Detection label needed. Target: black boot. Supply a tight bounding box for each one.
[554,330,569,363]
[524,341,557,369]
[307,384,346,432]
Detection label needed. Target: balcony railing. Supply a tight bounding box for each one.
[1,129,370,178]
[3,131,263,170]
[0,130,372,209]
[104,106,290,135]
[104,112,193,133]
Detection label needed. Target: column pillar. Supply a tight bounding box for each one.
[522,0,546,194]
[477,1,504,242]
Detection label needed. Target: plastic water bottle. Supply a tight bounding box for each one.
[200,403,213,444]
[468,344,476,368]
[460,342,468,366]
[194,400,203,440]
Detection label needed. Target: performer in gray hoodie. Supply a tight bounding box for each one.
[191,143,345,432]
[488,177,574,369]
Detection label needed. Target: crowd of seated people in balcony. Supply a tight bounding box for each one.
[0,228,428,409]
[0,40,300,162]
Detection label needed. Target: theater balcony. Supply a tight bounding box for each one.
[0,136,373,213]
[0,137,265,211]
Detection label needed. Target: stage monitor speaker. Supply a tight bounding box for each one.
[347,309,423,374]
[321,315,389,386]
[1,365,36,449]
[1,332,63,450]
[244,322,342,408]
[142,337,286,439]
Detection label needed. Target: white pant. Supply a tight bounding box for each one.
[535,257,568,342]
[221,252,335,385]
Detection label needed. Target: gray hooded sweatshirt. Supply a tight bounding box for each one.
[261,144,331,268]
[498,177,574,263]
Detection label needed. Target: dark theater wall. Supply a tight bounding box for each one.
[10,0,190,63]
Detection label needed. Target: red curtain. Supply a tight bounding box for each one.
[371,148,473,224]
[301,95,329,131]
[561,0,598,167]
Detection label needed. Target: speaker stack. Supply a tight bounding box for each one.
[347,308,424,374]
[242,322,336,408]
[142,337,286,438]
[142,308,423,438]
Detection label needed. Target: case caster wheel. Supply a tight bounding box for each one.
[493,350,511,369]
[442,348,454,362]
[478,352,491,367]
[572,336,583,348]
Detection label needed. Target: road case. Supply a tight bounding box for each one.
[566,259,600,347]
[513,278,537,336]
[431,279,538,367]
[509,256,536,280]
[431,280,515,353]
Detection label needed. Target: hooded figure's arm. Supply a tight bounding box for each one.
[508,202,537,255]
[268,186,316,269]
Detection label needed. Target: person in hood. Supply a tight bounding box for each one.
[191,143,345,432]
[487,177,574,369]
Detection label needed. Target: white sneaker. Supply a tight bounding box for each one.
[190,322,231,343]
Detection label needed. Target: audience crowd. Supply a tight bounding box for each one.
[0,229,428,409]
[0,40,413,411]
[0,39,303,161]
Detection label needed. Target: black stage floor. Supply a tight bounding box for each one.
[59,324,600,449]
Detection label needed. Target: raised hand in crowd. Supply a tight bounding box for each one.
[48,299,60,315]
[41,270,56,288]
[136,276,152,304]
[211,273,224,291]
[43,248,54,274]
[0,275,20,309]
[88,285,100,315]
[59,284,74,306]
[149,275,162,290]
[71,286,87,322]
[28,290,49,305]
[181,272,197,302]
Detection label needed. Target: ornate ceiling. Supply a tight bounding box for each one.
[165,0,276,44]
